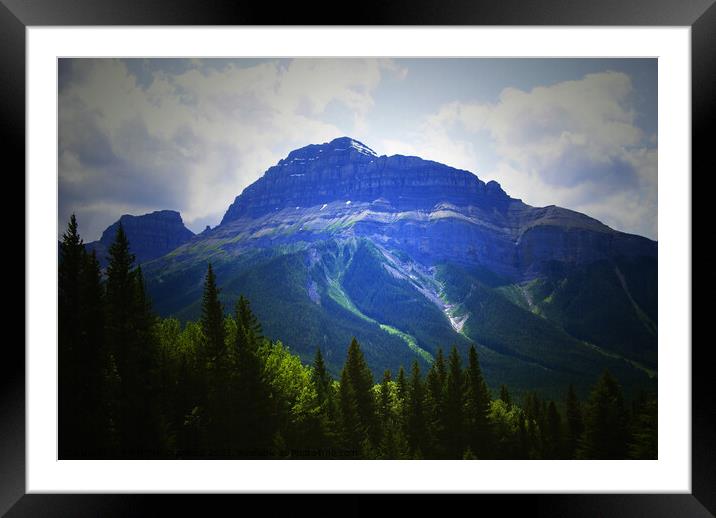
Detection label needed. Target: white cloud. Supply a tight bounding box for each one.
[59,58,406,240]
[380,138,419,157]
[408,72,657,239]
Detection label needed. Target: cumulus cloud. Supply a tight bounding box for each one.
[408,71,657,239]
[58,58,405,240]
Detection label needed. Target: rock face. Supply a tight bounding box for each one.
[217,137,655,280]
[86,210,194,266]
[222,137,507,222]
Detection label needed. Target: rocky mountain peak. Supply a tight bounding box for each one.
[281,136,378,164]
[88,209,195,266]
[486,180,507,197]
[221,138,510,224]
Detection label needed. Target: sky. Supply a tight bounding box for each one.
[58,58,657,242]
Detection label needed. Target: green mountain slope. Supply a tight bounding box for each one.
[434,263,655,400]
[523,256,658,367]
[147,245,429,377]
[341,241,471,357]
[144,238,655,402]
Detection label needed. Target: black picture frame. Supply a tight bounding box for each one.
[4,0,711,514]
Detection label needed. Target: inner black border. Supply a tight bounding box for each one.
[4,0,712,515]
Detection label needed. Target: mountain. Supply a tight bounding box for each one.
[220,137,654,279]
[142,137,657,401]
[85,210,195,267]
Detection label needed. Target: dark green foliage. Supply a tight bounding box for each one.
[544,401,563,459]
[194,263,225,449]
[59,215,83,359]
[628,391,658,459]
[339,367,361,451]
[465,346,493,459]
[200,263,226,367]
[312,348,332,413]
[59,215,109,457]
[499,384,512,407]
[106,224,163,457]
[376,369,407,458]
[78,250,109,451]
[396,366,408,437]
[535,258,657,367]
[522,391,550,458]
[579,370,630,459]
[105,223,136,398]
[379,370,392,427]
[127,266,165,455]
[425,348,446,457]
[488,399,523,459]
[565,384,584,459]
[59,214,83,458]
[443,346,464,458]
[223,296,275,456]
[517,409,530,458]
[406,360,427,457]
[339,338,377,452]
[199,263,227,450]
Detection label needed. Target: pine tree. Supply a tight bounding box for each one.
[379,369,392,426]
[517,408,530,459]
[77,249,109,454]
[106,222,135,376]
[58,214,85,457]
[406,360,427,457]
[311,347,337,446]
[59,214,84,336]
[499,384,512,407]
[377,369,399,458]
[464,345,493,458]
[425,348,446,457]
[628,391,657,459]
[229,295,273,456]
[105,224,165,457]
[443,346,465,458]
[565,384,584,459]
[339,365,361,454]
[433,348,447,387]
[104,222,136,456]
[200,263,226,368]
[198,263,227,451]
[579,370,629,459]
[132,266,156,349]
[128,265,164,455]
[396,365,409,439]
[338,338,377,454]
[544,400,563,459]
[236,294,263,342]
[312,347,331,410]
[523,392,545,457]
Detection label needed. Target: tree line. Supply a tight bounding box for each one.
[59,215,657,459]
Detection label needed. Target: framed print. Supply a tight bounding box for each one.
[5,0,712,514]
